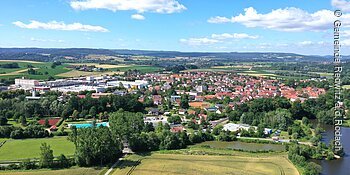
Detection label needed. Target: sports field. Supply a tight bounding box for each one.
[0,137,74,162]
[112,151,299,175]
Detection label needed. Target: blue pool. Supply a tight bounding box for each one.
[68,122,109,128]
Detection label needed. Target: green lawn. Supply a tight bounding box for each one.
[0,137,74,162]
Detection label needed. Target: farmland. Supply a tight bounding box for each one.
[0,137,74,162]
[183,62,329,80]
[112,150,299,175]
[0,60,161,80]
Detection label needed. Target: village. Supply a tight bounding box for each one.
[10,71,326,142]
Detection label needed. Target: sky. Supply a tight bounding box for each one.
[0,0,350,55]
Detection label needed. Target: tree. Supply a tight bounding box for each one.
[302,117,309,125]
[74,127,121,166]
[180,95,189,109]
[39,143,54,168]
[109,110,144,140]
[20,116,27,126]
[89,106,97,118]
[20,159,36,170]
[167,115,182,124]
[290,100,308,120]
[304,162,322,175]
[57,154,70,168]
[0,116,7,126]
[144,122,155,132]
[212,125,223,135]
[44,118,50,128]
[316,109,333,124]
[72,110,79,121]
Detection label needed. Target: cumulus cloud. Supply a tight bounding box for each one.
[332,0,350,12]
[208,7,350,31]
[211,33,259,39]
[180,38,220,46]
[70,0,186,14]
[180,33,258,46]
[13,20,109,32]
[131,14,145,20]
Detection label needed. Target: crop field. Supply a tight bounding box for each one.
[68,63,130,69]
[0,167,103,175]
[0,60,161,79]
[112,148,299,175]
[0,137,74,162]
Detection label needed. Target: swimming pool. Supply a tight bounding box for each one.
[68,122,109,128]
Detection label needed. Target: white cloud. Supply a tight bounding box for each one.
[180,33,258,46]
[211,33,259,39]
[70,0,186,14]
[295,41,330,47]
[208,7,350,31]
[30,37,65,43]
[13,20,109,32]
[298,41,313,46]
[131,14,145,20]
[332,0,350,12]
[180,38,220,46]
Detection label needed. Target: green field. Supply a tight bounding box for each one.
[0,137,74,162]
[112,152,299,175]
[0,60,70,79]
[0,60,161,79]
[0,167,103,175]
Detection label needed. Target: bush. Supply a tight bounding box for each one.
[20,159,37,170]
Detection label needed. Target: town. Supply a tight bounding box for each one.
[9,71,326,140]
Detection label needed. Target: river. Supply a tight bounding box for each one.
[315,125,350,175]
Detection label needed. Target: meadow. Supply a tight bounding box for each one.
[0,136,74,162]
[112,151,299,175]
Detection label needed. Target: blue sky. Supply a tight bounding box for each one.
[0,0,349,55]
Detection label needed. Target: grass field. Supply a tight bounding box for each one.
[0,61,70,79]
[0,167,103,175]
[0,137,74,162]
[112,152,298,175]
